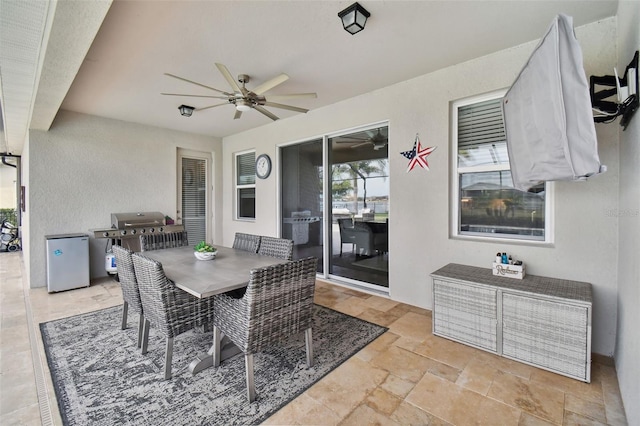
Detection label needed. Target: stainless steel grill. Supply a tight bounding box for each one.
[92,211,185,251]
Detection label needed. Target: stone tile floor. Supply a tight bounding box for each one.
[0,252,628,425]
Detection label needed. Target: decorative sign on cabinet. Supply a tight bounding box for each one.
[431,263,592,383]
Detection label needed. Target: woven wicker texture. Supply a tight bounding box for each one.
[139,231,189,252]
[232,232,261,253]
[131,253,206,338]
[213,257,318,354]
[432,263,592,302]
[112,245,143,316]
[257,236,294,260]
[433,279,497,352]
[502,292,588,379]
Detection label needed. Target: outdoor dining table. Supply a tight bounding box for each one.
[143,245,291,374]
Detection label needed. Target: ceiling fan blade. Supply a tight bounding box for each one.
[252,73,289,95]
[352,141,373,148]
[195,103,229,111]
[263,101,309,113]
[164,73,231,95]
[234,110,242,120]
[264,93,317,101]
[215,63,242,93]
[161,93,229,99]
[253,105,279,121]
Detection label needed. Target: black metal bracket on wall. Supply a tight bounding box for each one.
[590,50,639,130]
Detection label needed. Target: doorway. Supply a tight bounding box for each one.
[177,149,212,246]
[328,126,389,288]
[279,125,389,290]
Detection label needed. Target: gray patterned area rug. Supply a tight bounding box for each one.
[40,304,387,426]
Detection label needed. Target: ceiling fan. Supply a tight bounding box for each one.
[336,128,388,150]
[162,63,317,121]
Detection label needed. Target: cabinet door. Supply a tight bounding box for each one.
[433,279,498,352]
[502,293,589,381]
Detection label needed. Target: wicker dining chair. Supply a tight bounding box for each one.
[131,252,209,379]
[139,231,188,251]
[232,232,261,253]
[112,245,145,349]
[212,256,318,402]
[257,236,294,260]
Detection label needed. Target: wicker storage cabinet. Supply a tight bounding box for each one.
[431,263,592,383]
[433,280,498,352]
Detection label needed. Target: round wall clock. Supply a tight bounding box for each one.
[255,154,272,179]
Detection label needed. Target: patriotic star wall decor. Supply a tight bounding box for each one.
[400,134,437,172]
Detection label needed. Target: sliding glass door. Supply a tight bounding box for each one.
[280,139,324,272]
[328,126,389,288]
[279,125,389,290]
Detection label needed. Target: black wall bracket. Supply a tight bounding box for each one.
[590,50,638,130]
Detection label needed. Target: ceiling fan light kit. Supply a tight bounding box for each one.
[178,104,195,117]
[164,63,317,121]
[338,2,370,35]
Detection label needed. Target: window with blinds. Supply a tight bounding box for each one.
[235,151,256,219]
[452,91,549,242]
[182,157,207,244]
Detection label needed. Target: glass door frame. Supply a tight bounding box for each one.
[278,121,389,295]
[177,148,213,245]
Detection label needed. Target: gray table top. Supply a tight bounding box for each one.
[142,245,290,298]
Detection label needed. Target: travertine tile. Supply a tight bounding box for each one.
[361,295,399,312]
[530,368,603,404]
[563,410,607,426]
[371,345,435,382]
[411,334,476,370]
[263,393,341,425]
[357,307,402,327]
[306,356,388,418]
[488,371,565,425]
[332,295,371,317]
[456,357,499,395]
[405,372,486,425]
[519,412,557,425]
[564,394,606,423]
[340,403,400,426]
[387,311,431,342]
[597,364,628,426]
[380,373,416,399]
[365,387,402,415]
[391,401,452,425]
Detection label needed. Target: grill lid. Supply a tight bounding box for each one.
[111,212,166,229]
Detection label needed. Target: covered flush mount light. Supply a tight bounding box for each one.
[338,2,370,35]
[178,104,195,117]
[235,99,252,112]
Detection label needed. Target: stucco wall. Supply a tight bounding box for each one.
[26,111,222,288]
[223,18,620,356]
[615,2,640,424]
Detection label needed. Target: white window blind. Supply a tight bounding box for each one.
[182,157,206,244]
[452,92,550,242]
[236,151,256,219]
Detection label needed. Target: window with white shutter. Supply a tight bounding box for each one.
[451,91,551,242]
[235,151,256,220]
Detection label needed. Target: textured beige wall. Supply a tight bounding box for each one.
[615,1,640,424]
[223,18,620,356]
[26,111,222,287]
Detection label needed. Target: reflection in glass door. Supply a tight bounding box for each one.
[280,139,324,272]
[329,126,389,289]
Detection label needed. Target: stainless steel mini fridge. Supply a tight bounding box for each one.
[46,233,90,292]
